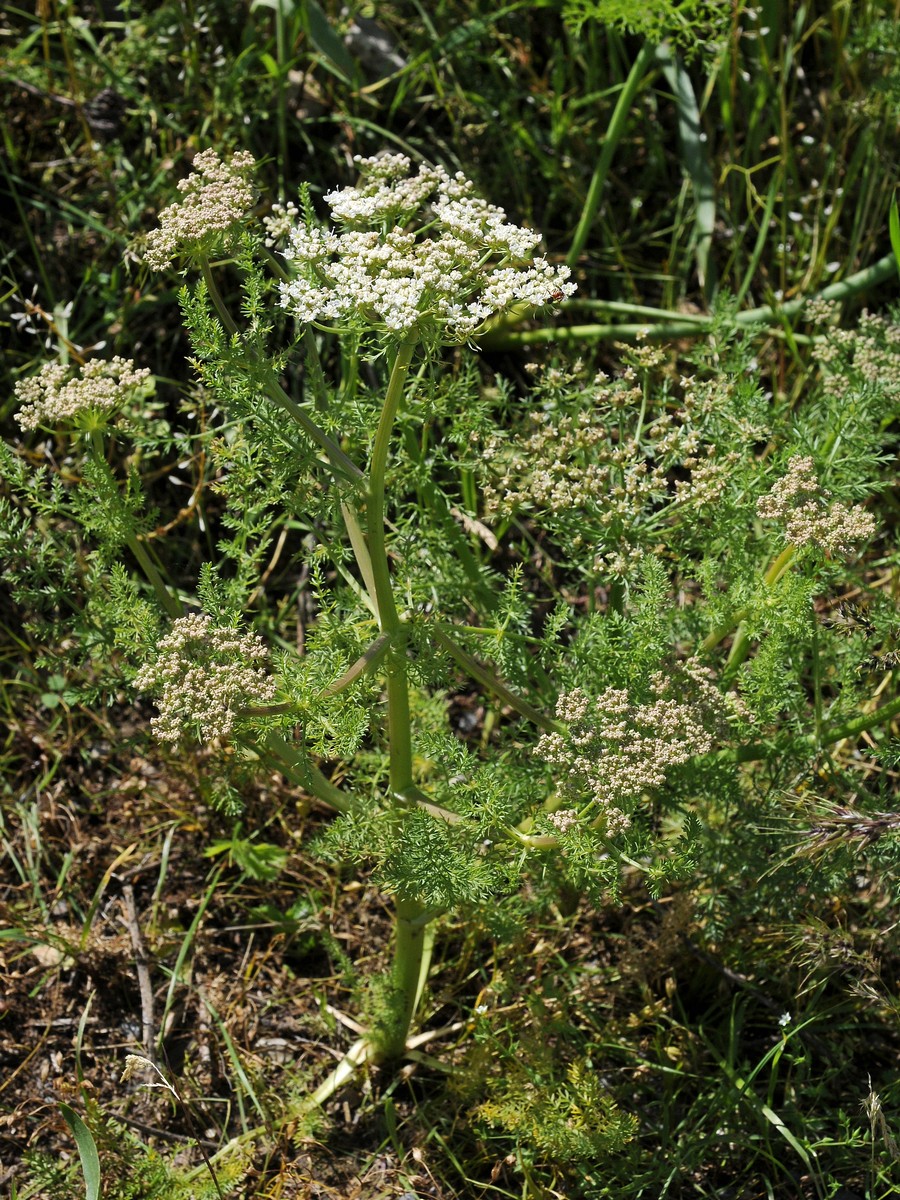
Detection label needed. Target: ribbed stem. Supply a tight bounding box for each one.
[374,895,434,1063]
[367,340,417,797]
[362,339,434,1061]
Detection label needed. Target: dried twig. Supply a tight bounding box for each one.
[122,884,156,1061]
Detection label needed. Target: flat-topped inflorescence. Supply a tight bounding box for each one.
[134,612,277,744]
[538,667,731,834]
[757,455,876,556]
[277,153,575,344]
[144,148,257,270]
[15,357,152,431]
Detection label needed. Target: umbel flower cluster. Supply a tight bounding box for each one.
[756,455,875,556]
[811,304,900,395]
[477,358,749,579]
[15,357,151,431]
[277,153,575,342]
[144,148,257,270]
[134,613,277,743]
[538,670,729,834]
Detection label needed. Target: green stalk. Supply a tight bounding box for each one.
[816,694,900,747]
[375,895,434,1063]
[125,534,182,621]
[722,622,750,683]
[263,733,352,814]
[432,625,564,734]
[303,325,328,410]
[367,340,417,797]
[480,320,819,350]
[482,254,899,350]
[298,321,377,603]
[199,257,241,339]
[567,42,657,269]
[198,257,362,482]
[89,430,181,619]
[701,545,797,657]
[363,338,433,1061]
[341,502,379,612]
[718,691,900,768]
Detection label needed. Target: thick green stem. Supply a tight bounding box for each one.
[368,340,417,797]
[263,733,352,814]
[483,254,899,350]
[375,894,434,1063]
[359,339,433,1062]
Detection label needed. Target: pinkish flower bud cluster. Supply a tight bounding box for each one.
[756,455,875,555]
[15,357,151,431]
[144,149,257,270]
[278,153,575,343]
[134,612,277,744]
[538,669,728,834]
[546,808,579,834]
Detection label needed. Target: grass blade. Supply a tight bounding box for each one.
[655,43,716,299]
[567,41,657,270]
[890,196,900,278]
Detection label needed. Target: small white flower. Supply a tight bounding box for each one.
[144,149,256,269]
[778,1011,791,1028]
[15,357,152,431]
[279,153,574,343]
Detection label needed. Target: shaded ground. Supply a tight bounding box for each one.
[1,706,425,1195]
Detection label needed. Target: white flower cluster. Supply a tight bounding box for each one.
[756,455,875,555]
[815,308,900,394]
[134,612,277,744]
[262,200,299,248]
[478,361,748,581]
[15,357,151,431]
[546,808,579,834]
[537,669,728,834]
[279,153,575,342]
[144,149,256,270]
